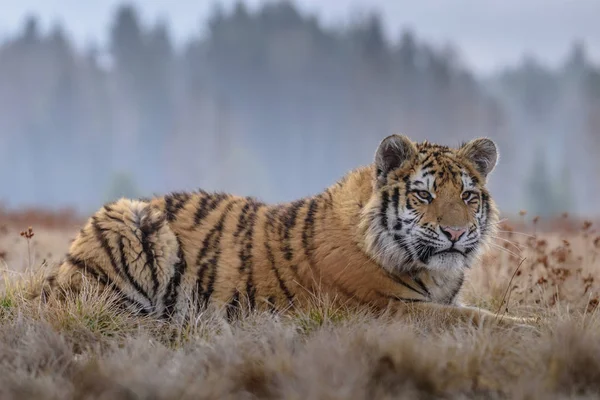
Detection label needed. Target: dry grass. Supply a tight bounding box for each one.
[2,214,600,399]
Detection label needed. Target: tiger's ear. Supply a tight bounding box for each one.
[374,135,417,186]
[458,138,498,178]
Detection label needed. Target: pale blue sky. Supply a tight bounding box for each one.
[0,0,598,73]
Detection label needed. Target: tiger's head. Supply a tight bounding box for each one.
[362,134,499,273]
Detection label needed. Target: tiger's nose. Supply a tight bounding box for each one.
[440,226,467,242]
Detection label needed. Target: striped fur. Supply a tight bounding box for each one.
[42,135,528,326]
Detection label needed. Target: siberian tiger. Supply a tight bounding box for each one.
[41,135,529,327]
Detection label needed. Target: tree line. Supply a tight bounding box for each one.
[0,2,598,216]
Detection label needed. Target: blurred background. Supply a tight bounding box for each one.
[0,0,599,218]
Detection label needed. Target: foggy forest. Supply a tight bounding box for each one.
[0,1,598,217]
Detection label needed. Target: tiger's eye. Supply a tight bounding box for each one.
[417,191,432,201]
[462,191,478,201]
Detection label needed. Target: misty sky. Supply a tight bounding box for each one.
[0,0,599,73]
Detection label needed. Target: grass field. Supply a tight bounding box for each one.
[1,210,600,399]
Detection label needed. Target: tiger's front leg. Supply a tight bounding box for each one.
[389,301,537,329]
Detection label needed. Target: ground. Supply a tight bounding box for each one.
[1,209,600,399]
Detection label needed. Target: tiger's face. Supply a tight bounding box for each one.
[363,135,499,273]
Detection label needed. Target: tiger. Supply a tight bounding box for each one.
[40,135,530,327]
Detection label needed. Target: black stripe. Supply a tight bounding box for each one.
[480,192,490,236]
[164,196,174,222]
[380,190,390,229]
[448,165,458,179]
[102,205,126,224]
[422,160,435,170]
[412,276,431,297]
[66,255,149,313]
[418,246,436,264]
[280,199,306,261]
[162,235,187,318]
[165,192,192,222]
[377,291,426,303]
[300,197,322,285]
[236,203,255,269]
[233,202,252,240]
[265,208,295,306]
[195,200,239,309]
[192,195,210,227]
[391,187,402,230]
[192,193,228,228]
[302,198,319,260]
[66,254,107,285]
[384,270,428,298]
[239,202,261,310]
[139,217,161,298]
[391,187,400,218]
[117,234,154,305]
[391,297,426,303]
[203,202,236,306]
[403,175,412,192]
[92,218,153,306]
